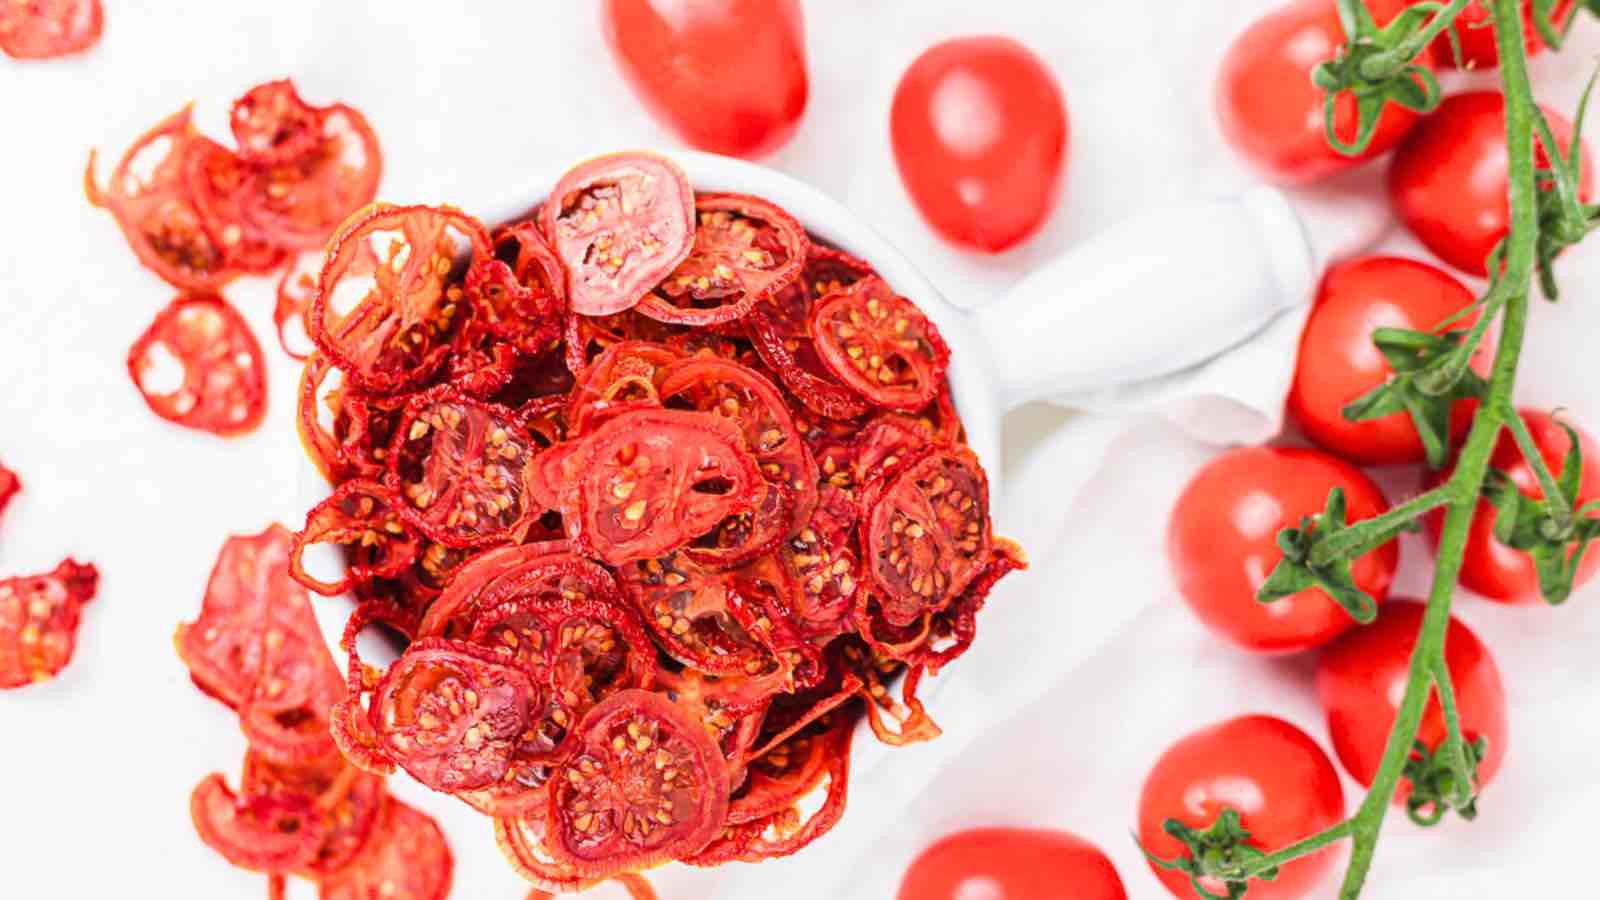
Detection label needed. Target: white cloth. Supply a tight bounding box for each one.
[2,2,1597,898]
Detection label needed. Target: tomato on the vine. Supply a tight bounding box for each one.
[1290,256,1485,466]
[1216,0,1425,185]
[1390,91,1593,276]
[600,0,808,159]
[897,827,1127,900]
[1168,447,1399,653]
[1427,409,1600,604]
[1139,716,1345,900]
[1317,599,1507,803]
[1429,1,1574,70]
[890,36,1068,253]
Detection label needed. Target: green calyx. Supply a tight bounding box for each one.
[1313,2,1444,155]
[1141,809,1278,900]
[1402,737,1489,826]
[1257,488,1380,623]
[1483,418,1600,604]
[1342,327,1488,469]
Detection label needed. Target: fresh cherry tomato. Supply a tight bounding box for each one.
[1216,0,1425,185]
[1139,716,1345,900]
[1168,447,1399,653]
[601,0,808,159]
[1429,0,1574,70]
[897,827,1127,900]
[1290,256,1486,466]
[1390,90,1593,275]
[890,36,1068,253]
[1317,599,1507,803]
[1426,409,1600,604]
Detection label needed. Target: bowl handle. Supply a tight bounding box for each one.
[972,187,1316,413]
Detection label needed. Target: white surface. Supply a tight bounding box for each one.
[2,2,1599,899]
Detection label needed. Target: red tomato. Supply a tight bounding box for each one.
[600,0,808,159]
[890,36,1068,253]
[1429,0,1574,70]
[1426,409,1600,604]
[897,827,1127,900]
[1139,716,1345,900]
[1215,0,1425,185]
[1390,91,1593,276]
[1317,599,1507,801]
[1168,447,1399,653]
[1289,256,1486,466]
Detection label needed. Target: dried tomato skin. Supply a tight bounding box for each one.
[810,276,951,411]
[0,559,99,689]
[127,294,269,437]
[0,0,102,59]
[636,193,809,327]
[240,103,384,251]
[319,797,454,900]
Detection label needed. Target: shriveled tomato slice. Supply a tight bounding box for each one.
[230,79,325,165]
[0,462,17,524]
[546,689,731,875]
[463,221,567,355]
[541,152,695,316]
[777,485,859,638]
[319,797,454,900]
[864,446,992,626]
[240,104,384,251]
[240,751,387,878]
[496,814,598,893]
[372,638,539,793]
[183,136,291,274]
[0,559,98,689]
[811,276,950,411]
[275,253,322,360]
[311,204,490,392]
[289,480,420,596]
[0,0,101,59]
[536,408,767,565]
[636,193,808,327]
[565,341,683,434]
[747,306,869,421]
[190,772,322,875]
[128,294,268,437]
[387,389,537,547]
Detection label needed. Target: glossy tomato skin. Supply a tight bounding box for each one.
[1290,256,1485,465]
[897,827,1127,900]
[1168,447,1399,653]
[1429,0,1573,70]
[890,36,1068,253]
[1426,409,1600,604]
[601,0,808,159]
[1390,91,1593,276]
[1316,599,1507,800]
[1139,716,1345,900]
[1216,0,1424,185]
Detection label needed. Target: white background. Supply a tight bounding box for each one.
[3,2,1600,898]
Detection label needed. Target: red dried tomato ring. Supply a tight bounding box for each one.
[0,559,98,689]
[777,485,859,638]
[545,689,731,876]
[618,551,769,677]
[0,461,17,523]
[0,0,100,59]
[524,873,658,900]
[864,446,993,626]
[184,136,291,274]
[275,253,322,360]
[658,356,818,567]
[230,79,325,165]
[190,772,322,874]
[495,814,597,893]
[372,638,540,793]
[311,204,490,392]
[541,152,695,316]
[766,244,876,338]
[128,294,268,437]
[239,104,383,251]
[747,306,870,421]
[914,539,1026,675]
[319,797,454,900]
[87,108,237,291]
[464,221,566,354]
[727,719,834,825]
[811,276,950,411]
[386,389,537,548]
[331,693,396,776]
[566,341,683,434]
[636,193,808,327]
[289,480,420,596]
[240,752,386,878]
[538,408,767,565]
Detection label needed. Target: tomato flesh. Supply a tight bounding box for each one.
[0,559,99,689]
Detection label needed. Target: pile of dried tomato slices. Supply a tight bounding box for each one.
[0,459,101,690]
[176,525,453,900]
[289,151,1023,889]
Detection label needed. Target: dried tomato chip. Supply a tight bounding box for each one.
[290,480,420,596]
[230,79,325,165]
[240,752,387,878]
[747,306,870,422]
[0,559,98,689]
[541,152,695,316]
[275,253,324,361]
[184,136,291,273]
[190,772,323,875]
[128,294,268,437]
[464,221,566,355]
[239,104,383,251]
[546,689,731,876]
[864,445,993,626]
[0,0,101,58]
[318,797,453,900]
[495,813,598,893]
[565,340,683,434]
[0,461,18,524]
[811,276,950,411]
[777,485,859,639]
[636,193,808,327]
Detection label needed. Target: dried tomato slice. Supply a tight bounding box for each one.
[864,446,993,626]
[536,408,767,565]
[546,689,731,875]
[289,480,420,596]
[777,485,859,638]
[230,80,325,165]
[619,550,768,677]
[658,356,818,566]
[239,752,387,878]
[387,389,537,548]
[565,341,683,434]
[311,204,490,392]
[239,104,383,251]
[0,461,18,524]
[184,136,292,274]
[0,559,98,689]
[747,306,870,421]
[0,0,101,59]
[318,797,454,900]
[275,253,322,360]
[495,813,597,893]
[811,276,950,411]
[636,193,808,327]
[190,772,322,875]
[128,294,268,437]
[541,152,695,316]
[464,221,567,354]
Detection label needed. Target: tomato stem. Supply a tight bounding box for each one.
[1501,401,1576,531]
[1307,484,1454,566]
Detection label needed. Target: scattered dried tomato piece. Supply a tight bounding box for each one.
[128,294,268,437]
[0,0,101,59]
[0,559,98,689]
[811,276,950,411]
[0,461,18,523]
[290,480,420,596]
[318,797,454,900]
[863,445,993,626]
